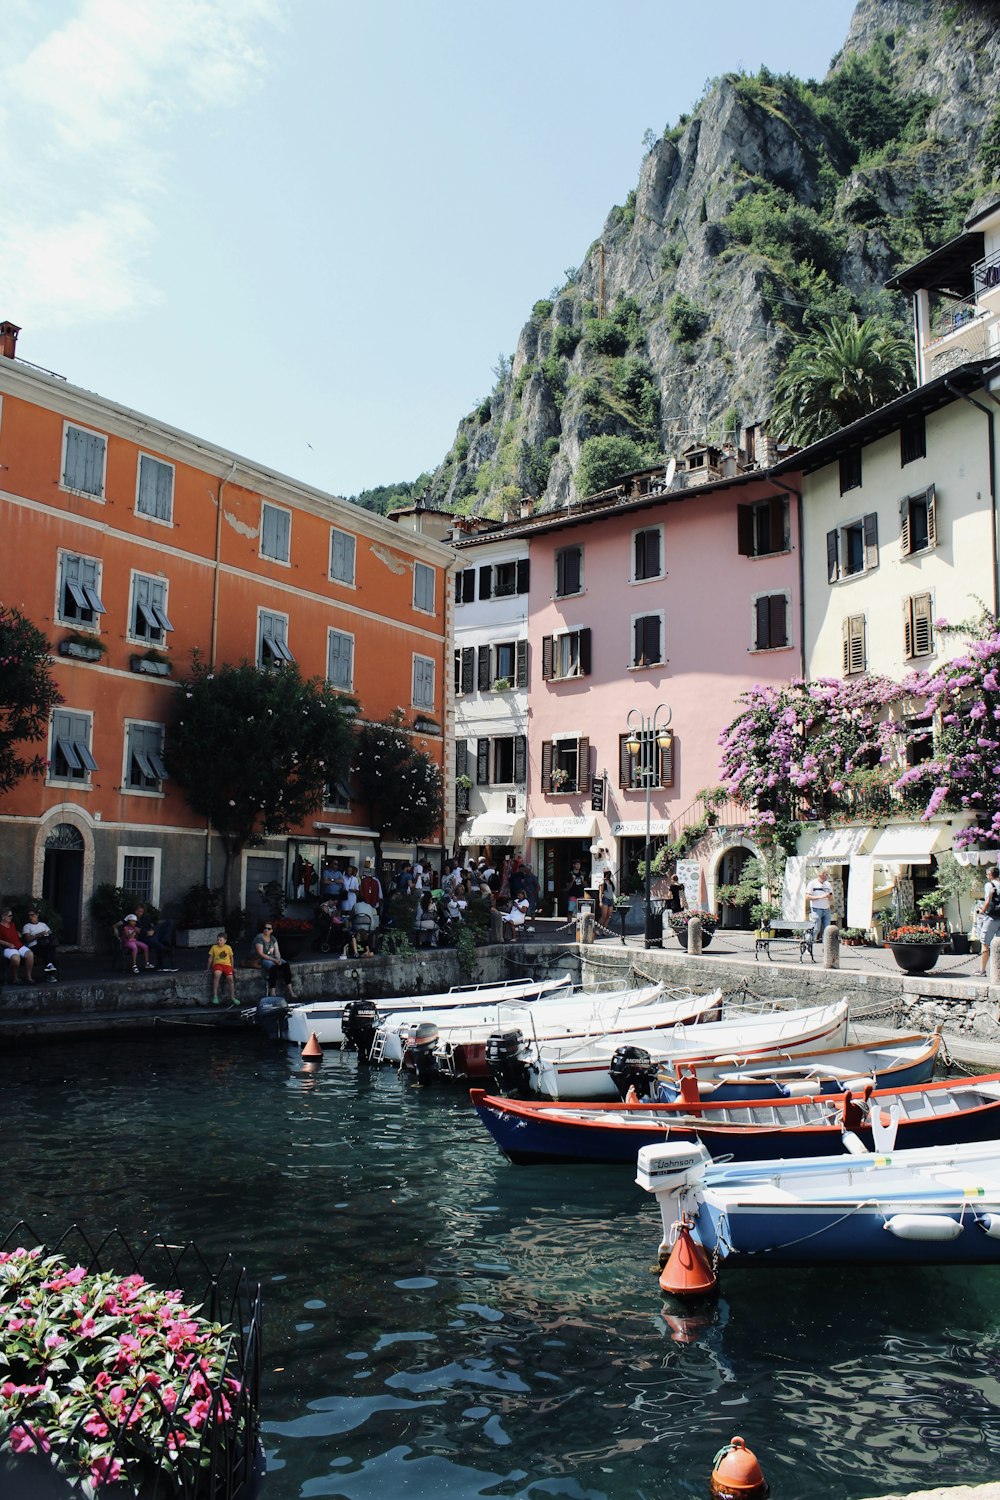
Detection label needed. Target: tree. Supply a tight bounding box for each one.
[575,435,648,499]
[0,605,62,795]
[770,314,914,444]
[351,709,443,865]
[166,660,355,905]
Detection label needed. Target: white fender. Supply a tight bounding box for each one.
[884,1214,963,1242]
[976,1213,1000,1239]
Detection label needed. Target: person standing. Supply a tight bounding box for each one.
[563,860,586,917]
[978,864,1000,976]
[806,866,834,944]
[599,871,615,928]
[668,870,687,915]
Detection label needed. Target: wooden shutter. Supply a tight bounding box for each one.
[647,529,661,576]
[913,593,932,656]
[634,616,646,665]
[462,569,476,602]
[479,565,492,600]
[516,558,530,594]
[515,638,529,688]
[460,647,475,695]
[769,593,787,649]
[755,596,770,651]
[843,615,866,675]
[771,496,788,551]
[826,529,839,583]
[619,733,634,788]
[926,485,937,549]
[659,732,675,787]
[477,645,491,690]
[737,505,755,556]
[576,736,590,792]
[476,738,490,785]
[902,596,914,659]
[541,635,554,681]
[863,512,879,571]
[579,627,591,676]
[899,495,911,556]
[514,735,527,784]
[541,740,553,793]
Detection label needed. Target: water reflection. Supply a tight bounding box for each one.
[4,1033,1000,1499]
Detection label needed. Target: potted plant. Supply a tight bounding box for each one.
[59,630,107,663]
[131,647,172,677]
[549,767,571,792]
[667,909,718,949]
[917,853,983,954]
[176,883,222,947]
[886,924,944,974]
[841,927,867,946]
[492,676,511,692]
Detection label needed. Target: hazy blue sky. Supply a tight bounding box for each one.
[4,0,857,498]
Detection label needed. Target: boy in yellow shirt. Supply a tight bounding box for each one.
[207,931,237,1005]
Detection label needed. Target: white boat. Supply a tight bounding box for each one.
[522,999,851,1101]
[401,986,723,1082]
[283,974,574,1046]
[637,1133,1000,1269]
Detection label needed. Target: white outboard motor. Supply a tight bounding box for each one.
[636,1141,713,1259]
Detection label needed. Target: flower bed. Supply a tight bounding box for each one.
[0,1225,261,1498]
[887,925,943,945]
[272,918,313,934]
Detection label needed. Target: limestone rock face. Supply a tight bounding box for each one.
[429,0,1000,516]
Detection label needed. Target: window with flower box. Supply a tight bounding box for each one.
[541,736,589,793]
[541,628,590,681]
[412,653,435,709]
[618,730,673,789]
[476,638,528,690]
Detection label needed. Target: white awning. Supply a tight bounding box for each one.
[525,816,598,840]
[847,855,876,929]
[611,819,672,837]
[801,826,872,863]
[781,856,809,922]
[459,814,525,847]
[868,823,949,865]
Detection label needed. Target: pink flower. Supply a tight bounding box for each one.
[89,1456,123,1487]
[84,1412,110,1439]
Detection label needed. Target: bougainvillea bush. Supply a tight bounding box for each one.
[0,1245,245,1496]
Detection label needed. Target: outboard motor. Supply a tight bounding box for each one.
[409,1021,440,1084]
[257,994,289,1043]
[485,1029,530,1096]
[342,998,380,1059]
[609,1045,658,1102]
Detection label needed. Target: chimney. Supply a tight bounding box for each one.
[0,321,21,359]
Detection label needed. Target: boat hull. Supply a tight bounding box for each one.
[696,1199,1000,1267]
[659,1033,940,1102]
[285,975,573,1046]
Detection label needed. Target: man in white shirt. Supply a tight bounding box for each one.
[806,866,834,943]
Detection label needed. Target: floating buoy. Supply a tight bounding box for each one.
[301,1032,324,1060]
[710,1436,769,1500]
[977,1212,1000,1238]
[658,1218,717,1297]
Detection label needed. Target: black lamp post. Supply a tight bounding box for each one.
[625,704,673,948]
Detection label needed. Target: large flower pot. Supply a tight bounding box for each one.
[888,941,941,974]
[672,927,715,950]
[275,933,307,961]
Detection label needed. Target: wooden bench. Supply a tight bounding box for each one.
[755,921,815,963]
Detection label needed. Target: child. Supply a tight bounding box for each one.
[207,931,237,1005]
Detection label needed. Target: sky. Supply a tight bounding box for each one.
[3,0,858,499]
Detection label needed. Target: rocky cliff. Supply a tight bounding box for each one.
[422,0,1000,516]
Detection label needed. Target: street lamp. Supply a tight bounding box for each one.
[626,704,673,948]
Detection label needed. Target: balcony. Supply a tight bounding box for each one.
[926,308,991,377]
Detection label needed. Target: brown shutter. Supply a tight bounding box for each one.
[769,593,786,649]
[579,627,591,675]
[619,733,633,788]
[576,736,589,792]
[827,528,839,583]
[913,593,933,655]
[899,495,910,556]
[737,505,754,556]
[902,595,914,659]
[926,485,936,549]
[541,739,553,793]
[863,512,879,571]
[755,596,769,651]
[771,496,788,551]
[659,731,675,787]
[541,634,554,681]
[515,638,528,688]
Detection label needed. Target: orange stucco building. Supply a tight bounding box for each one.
[0,323,452,947]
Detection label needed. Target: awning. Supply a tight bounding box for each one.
[459,814,525,847]
[611,819,672,837]
[868,823,950,865]
[801,826,872,863]
[847,855,876,929]
[526,816,598,840]
[781,856,809,922]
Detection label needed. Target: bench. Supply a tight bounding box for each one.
[755,921,815,963]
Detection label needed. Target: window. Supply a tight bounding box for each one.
[136,454,174,522]
[63,424,106,498]
[414,562,435,613]
[57,554,106,626]
[129,574,174,644]
[120,853,156,907]
[260,502,291,563]
[49,709,97,783]
[618,730,674,790]
[124,722,168,792]
[555,546,583,598]
[752,593,789,651]
[827,514,878,582]
[475,639,528,690]
[324,777,352,811]
[456,567,475,603]
[330,529,356,585]
[903,715,935,768]
[541,628,591,681]
[900,413,926,466]
[737,497,789,557]
[412,654,435,709]
[839,446,862,494]
[541,736,589,794]
[900,486,937,556]
[477,735,527,786]
[478,559,529,600]
[632,526,663,581]
[631,613,664,669]
[327,629,354,690]
[842,614,867,675]
[258,609,294,666]
[903,593,934,660]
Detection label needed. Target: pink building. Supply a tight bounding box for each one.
[515,465,803,921]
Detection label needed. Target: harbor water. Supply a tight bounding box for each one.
[4,1029,1000,1498]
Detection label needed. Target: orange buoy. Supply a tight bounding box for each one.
[658,1218,717,1297]
[301,1032,324,1059]
[709,1436,769,1500]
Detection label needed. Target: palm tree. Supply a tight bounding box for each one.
[770,314,914,445]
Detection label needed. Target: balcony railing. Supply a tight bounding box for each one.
[973,246,1000,299]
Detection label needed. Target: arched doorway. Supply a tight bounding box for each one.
[716,844,753,929]
[42,824,85,944]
